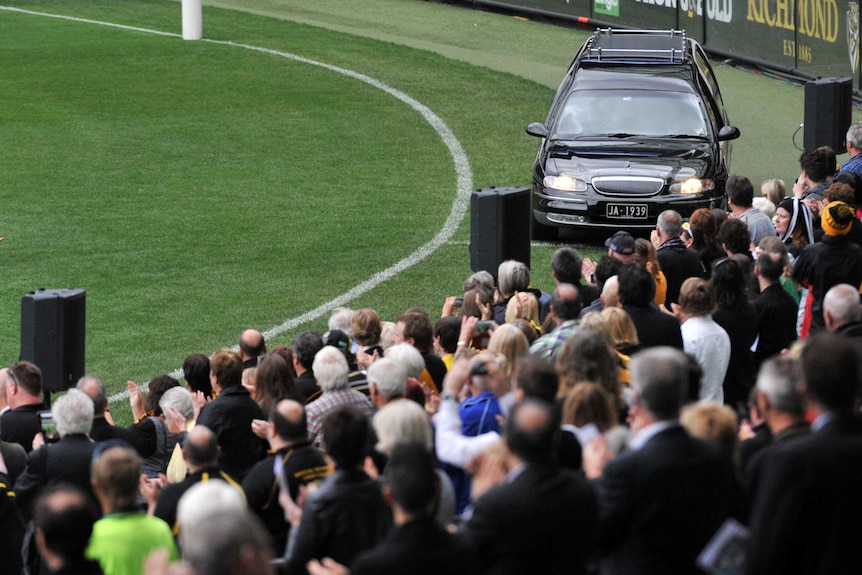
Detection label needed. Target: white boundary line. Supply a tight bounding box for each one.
[1,6,473,400]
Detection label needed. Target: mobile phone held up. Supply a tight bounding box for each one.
[39,410,56,439]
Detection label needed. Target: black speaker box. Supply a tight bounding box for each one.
[20,288,86,392]
[804,77,853,153]
[470,186,531,277]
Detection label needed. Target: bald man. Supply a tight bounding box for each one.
[152,425,243,534]
[243,398,329,553]
[461,399,598,574]
[239,329,267,369]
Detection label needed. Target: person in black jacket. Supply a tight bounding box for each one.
[243,398,329,554]
[461,399,598,575]
[346,443,479,575]
[196,349,266,482]
[281,405,391,575]
[588,348,741,575]
[752,252,798,370]
[0,361,47,454]
[652,209,706,309]
[746,333,862,574]
[14,389,98,522]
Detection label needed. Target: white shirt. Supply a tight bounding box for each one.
[680,315,731,403]
[433,396,500,469]
[629,420,680,451]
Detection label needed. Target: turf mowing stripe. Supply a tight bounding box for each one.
[1,6,473,400]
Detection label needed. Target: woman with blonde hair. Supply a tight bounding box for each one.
[578,311,610,340]
[634,238,667,306]
[504,291,541,332]
[761,178,786,208]
[486,323,530,381]
[600,307,639,353]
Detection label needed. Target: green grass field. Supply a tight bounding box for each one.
[0,0,846,423]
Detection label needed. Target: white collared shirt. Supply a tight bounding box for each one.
[629,420,679,451]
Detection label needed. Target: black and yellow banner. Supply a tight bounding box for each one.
[475,0,861,89]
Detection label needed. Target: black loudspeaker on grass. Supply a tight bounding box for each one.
[20,288,86,393]
[470,187,531,278]
[803,77,853,153]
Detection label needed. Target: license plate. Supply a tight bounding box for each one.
[606,203,648,219]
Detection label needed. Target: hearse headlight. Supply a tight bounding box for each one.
[544,175,587,192]
[671,178,714,194]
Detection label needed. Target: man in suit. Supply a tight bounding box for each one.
[619,263,684,349]
[652,209,705,309]
[0,361,47,453]
[741,355,809,498]
[587,347,739,575]
[746,332,862,574]
[14,389,99,521]
[460,398,598,575]
[310,443,479,575]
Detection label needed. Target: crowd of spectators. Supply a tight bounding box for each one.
[2,128,862,575]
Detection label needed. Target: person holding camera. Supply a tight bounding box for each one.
[14,389,98,523]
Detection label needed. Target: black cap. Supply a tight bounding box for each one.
[322,329,350,350]
[605,231,636,255]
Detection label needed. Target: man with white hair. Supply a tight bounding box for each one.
[600,275,620,309]
[305,347,374,448]
[15,388,98,520]
[182,508,275,575]
[823,282,862,340]
[840,122,862,177]
[177,480,247,540]
[367,358,407,408]
[383,343,425,380]
[328,307,356,351]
